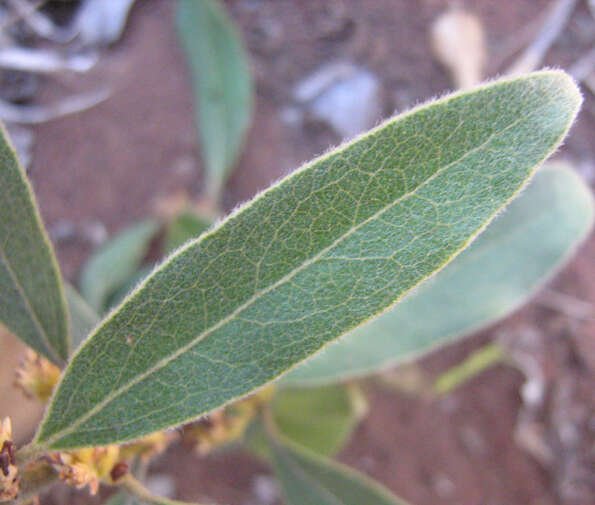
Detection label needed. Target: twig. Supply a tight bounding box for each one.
[433,342,507,395]
[8,463,57,505]
[121,474,209,505]
[0,89,110,124]
[489,16,544,74]
[537,288,595,321]
[568,47,595,81]
[0,47,97,73]
[584,73,595,99]
[14,444,46,468]
[506,0,578,75]
[4,0,73,42]
[0,0,45,31]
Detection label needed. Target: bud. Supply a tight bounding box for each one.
[109,462,129,483]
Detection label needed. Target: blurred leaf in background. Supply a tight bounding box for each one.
[269,434,410,505]
[284,162,594,387]
[245,385,366,460]
[271,385,365,458]
[79,220,158,314]
[176,0,254,204]
[164,210,212,254]
[65,284,99,351]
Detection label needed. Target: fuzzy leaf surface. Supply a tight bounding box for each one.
[0,125,69,364]
[177,0,253,200]
[36,71,580,449]
[284,162,595,386]
[270,435,409,505]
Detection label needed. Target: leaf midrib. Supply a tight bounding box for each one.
[39,108,529,447]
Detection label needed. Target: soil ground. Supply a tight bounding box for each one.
[2,1,594,504]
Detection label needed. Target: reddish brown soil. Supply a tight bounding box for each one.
[6,0,594,504]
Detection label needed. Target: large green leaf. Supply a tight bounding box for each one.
[79,220,158,314]
[0,124,70,365]
[35,71,580,449]
[177,0,254,201]
[270,435,409,505]
[284,162,595,386]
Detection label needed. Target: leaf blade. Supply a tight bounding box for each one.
[176,0,253,200]
[0,124,70,364]
[272,385,362,457]
[283,161,595,386]
[270,435,409,505]
[36,71,581,449]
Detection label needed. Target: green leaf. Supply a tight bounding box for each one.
[106,265,154,313]
[242,419,272,461]
[269,435,409,505]
[35,71,581,450]
[177,0,254,201]
[0,124,70,364]
[243,385,364,460]
[65,284,99,352]
[284,162,594,386]
[272,385,363,457]
[79,220,158,313]
[164,211,212,254]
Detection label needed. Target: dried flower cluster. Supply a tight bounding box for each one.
[184,386,275,454]
[14,350,61,403]
[50,446,117,495]
[0,418,18,501]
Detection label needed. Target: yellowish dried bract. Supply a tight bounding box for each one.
[14,350,61,403]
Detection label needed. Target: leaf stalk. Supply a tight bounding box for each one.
[120,474,208,505]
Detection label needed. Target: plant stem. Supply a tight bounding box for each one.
[261,403,279,440]
[15,443,47,467]
[9,463,57,505]
[120,474,208,505]
[433,342,506,395]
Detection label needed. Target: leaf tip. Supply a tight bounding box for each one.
[536,68,583,116]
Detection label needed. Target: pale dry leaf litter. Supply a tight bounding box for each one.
[287,61,382,139]
[0,0,139,168]
[430,8,486,89]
